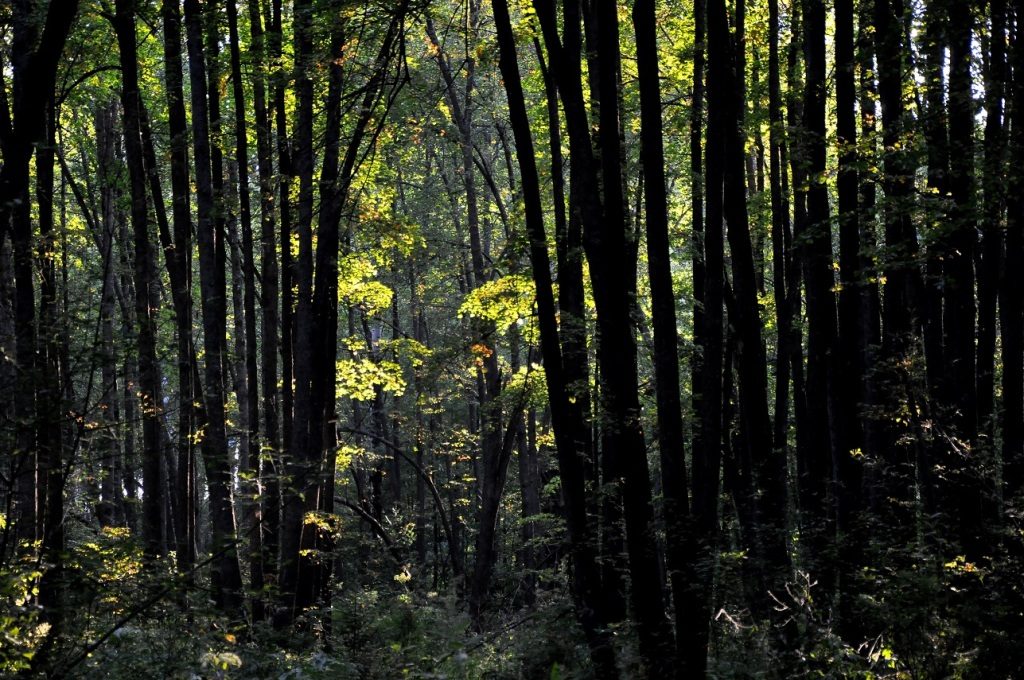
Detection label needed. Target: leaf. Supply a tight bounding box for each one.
[458,274,535,330]
[336,358,406,401]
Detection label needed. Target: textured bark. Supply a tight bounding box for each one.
[160,0,200,575]
[184,0,245,613]
[115,0,165,558]
[492,1,617,674]
[874,0,919,538]
[1003,0,1024,499]
[800,0,839,584]
[633,1,692,674]
[226,0,264,617]
[248,0,281,583]
[591,2,675,673]
[835,0,866,634]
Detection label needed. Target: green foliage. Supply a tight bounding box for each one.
[335,358,406,401]
[458,274,536,332]
[0,553,44,673]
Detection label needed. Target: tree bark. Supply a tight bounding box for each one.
[491,1,617,674]
[115,0,166,559]
[633,1,693,673]
[184,0,245,613]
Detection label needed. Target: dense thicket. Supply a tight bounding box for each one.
[2,0,1023,677]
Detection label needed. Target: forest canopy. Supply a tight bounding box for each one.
[1,0,1023,677]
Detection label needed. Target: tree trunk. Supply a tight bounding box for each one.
[95,103,123,530]
[115,0,166,559]
[1002,0,1024,501]
[492,0,617,674]
[248,0,281,584]
[945,0,982,557]
[227,0,265,619]
[633,1,693,673]
[977,0,1006,445]
[874,0,919,541]
[590,2,675,673]
[184,0,245,613]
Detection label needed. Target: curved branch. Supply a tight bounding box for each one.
[337,499,405,566]
[339,427,462,576]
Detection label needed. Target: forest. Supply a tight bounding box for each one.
[1,0,1023,677]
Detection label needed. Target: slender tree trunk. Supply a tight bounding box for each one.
[857,0,883,484]
[248,0,280,584]
[768,0,791,457]
[978,0,1006,446]
[633,1,693,673]
[95,103,122,529]
[278,0,318,623]
[1002,0,1024,501]
[161,0,199,576]
[835,0,866,630]
[492,1,617,674]
[115,0,165,559]
[0,0,78,549]
[590,3,675,673]
[227,0,265,619]
[946,0,983,557]
[800,0,839,588]
[184,0,244,613]
[874,0,919,541]
[35,90,66,648]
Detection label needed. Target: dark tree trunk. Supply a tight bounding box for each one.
[278,0,319,623]
[978,0,1006,446]
[800,0,839,587]
[633,0,693,673]
[227,0,265,619]
[834,0,866,629]
[161,0,199,576]
[271,3,294,561]
[786,0,812,524]
[945,0,983,557]
[944,0,977,443]
[248,0,281,583]
[115,0,165,559]
[492,1,617,674]
[857,0,883,474]
[0,0,78,548]
[591,2,675,673]
[1003,0,1024,501]
[874,0,919,540]
[536,37,595,519]
[689,0,728,671]
[95,103,122,530]
[35,90,66,648]
[768,0,791,455]
[717,0,790,610]
[920,4,949,409]
[184,0,245,613]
